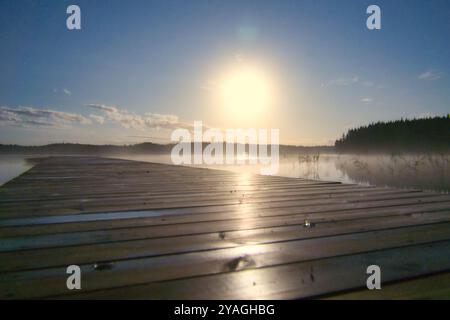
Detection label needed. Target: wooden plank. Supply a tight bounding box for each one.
[1,210,449,273]
[0,185,394,210]
[1,198,449,252]
[324,272,450,299]
[0,187,441,219]
[0,181,344,203]
[50,241,450,299]
[1,223,450,299]
[0,186,416,218]
[1,194,448,239]
[1,195,448,232]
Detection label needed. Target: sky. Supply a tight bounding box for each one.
[0,0,449,146]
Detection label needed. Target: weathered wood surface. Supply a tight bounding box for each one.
[0,156,449,299]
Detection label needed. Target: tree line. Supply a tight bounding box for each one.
[335,115,450,153]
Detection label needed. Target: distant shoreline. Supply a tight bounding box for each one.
[0,142,448,156]
[0,142,335,156]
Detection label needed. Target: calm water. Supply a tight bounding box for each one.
[0,155,34,186]
[0,153,448,192]
[116,153,450,193]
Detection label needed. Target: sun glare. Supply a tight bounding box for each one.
[220,66,273,121]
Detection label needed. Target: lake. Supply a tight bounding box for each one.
[0,153,448,192]
[0,155,35,186]
[115,152,450,193]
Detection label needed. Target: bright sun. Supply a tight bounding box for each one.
[220,66,272,120]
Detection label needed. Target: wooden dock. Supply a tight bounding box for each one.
[0,156,449,299]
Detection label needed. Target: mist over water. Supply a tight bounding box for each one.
[113,152,450,193]
[0,155,33,186]
[0,153,448,192]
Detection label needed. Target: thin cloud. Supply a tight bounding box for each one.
[89,114,105,124]
[361,97,373,104]
[418,70,443,81]
[1,104,192,133]
[63,88,72,96]
[86,104,186,130]
[86,103,118,113]
[322,75,384,89]
[0,106,92,128]
[361,97,384,106]
[323,75,359,87]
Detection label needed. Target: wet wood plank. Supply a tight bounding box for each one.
[2,223,450,299]
[54,241,450,299]
[1,210,449,273]
[0,156,449,299]
[324,272,450,300]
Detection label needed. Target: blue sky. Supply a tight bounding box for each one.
[0,0,449,145]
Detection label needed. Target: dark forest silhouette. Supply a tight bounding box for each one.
[335,115,450,153]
